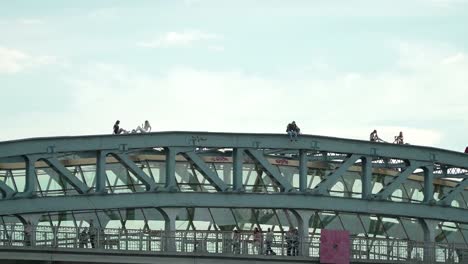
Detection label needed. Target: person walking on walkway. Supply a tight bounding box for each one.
[88,220,97,248]
[264,228,276,255]
[79,228,89,248]
[253,227,262,255]
[232,229,241,254]
[286,228,293,256]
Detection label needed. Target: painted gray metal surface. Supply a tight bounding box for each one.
[0,131,468,224]
[0,131,467,167]
[0,249,314,264]
[0,192,466,223]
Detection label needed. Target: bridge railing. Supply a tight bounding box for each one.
[0,224,467,263]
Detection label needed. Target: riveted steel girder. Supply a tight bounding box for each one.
[0,192,466,224]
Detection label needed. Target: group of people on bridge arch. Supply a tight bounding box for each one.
[370,129,405,144]
[285,121,407,145]
[108,120,468,153]
[113,120,152,135]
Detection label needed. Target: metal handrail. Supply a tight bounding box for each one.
[0,223,467,263]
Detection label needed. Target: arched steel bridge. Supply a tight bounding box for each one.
[0,131,468,263]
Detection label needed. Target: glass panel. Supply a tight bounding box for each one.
[276,209,298,230]
[339,213,366,236]
[232,209,255,230]
[319,212,343,230]
[81,165,96,188]
[193,208,214,230]
[381,217,407,239]
[371,174,385,194]
[439,222,466,244]
[278,166,299,190]
[390,186,404,202]
[210,208,236,231]
[213,163,233,187]
[148,161,165,186]
[255,209,278,230]
[342,171,360,197]
[399,218,424,241]
[330,181,345,197]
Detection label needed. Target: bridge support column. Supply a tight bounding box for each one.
[299,150,308,192]
[233,148,244,192]
[162,208,181,252]
[17,155,39,198]
[20,215,40,247]
[295,210,314,257]
[164,148,179,192]
[421,219,437,262]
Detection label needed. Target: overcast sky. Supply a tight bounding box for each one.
[1,0,467,151]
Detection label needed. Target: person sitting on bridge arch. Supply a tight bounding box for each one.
[132,120,152,133]
[394,131,404,144]
[286,121,300,141]
[369,129,381,142]
[113,120,128,135]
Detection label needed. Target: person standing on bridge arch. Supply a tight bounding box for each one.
[286,121,300,141]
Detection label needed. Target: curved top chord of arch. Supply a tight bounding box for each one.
[0,131,468,224]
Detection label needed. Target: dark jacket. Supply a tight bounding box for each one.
[286,123,300,133]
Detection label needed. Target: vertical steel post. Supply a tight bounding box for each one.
[362,156,372,199]
[165,148,177,191]
[233,148,244,192]
[95,151,107,193]
[299,150,308,192]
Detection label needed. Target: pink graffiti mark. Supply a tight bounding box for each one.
[320,229,350,264]
[211,156,229,162]
[275,159,289,165]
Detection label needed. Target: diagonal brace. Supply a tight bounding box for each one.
[45,157,91,194]
[313,154,360,195]
[0,181,15,199]
[245,149,293,192]
[438,177,468,206]
[182,151,228,192]
[375,162,421,200]
[112,153,156,192]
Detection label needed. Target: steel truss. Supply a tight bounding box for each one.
[0,131,468,245]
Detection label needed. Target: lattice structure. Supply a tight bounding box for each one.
[0,131,468,262]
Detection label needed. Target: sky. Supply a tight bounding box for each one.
[0,0,468,151]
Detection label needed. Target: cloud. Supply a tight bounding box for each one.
[208,45,225,52]
[138,30,220,48]
[442,53,465,65]
[315,126,442,146]
[0,46,57,74]
[18,19,43,25]
[0,47,30,74]
[184,0,203,6]
[2,41,468,151]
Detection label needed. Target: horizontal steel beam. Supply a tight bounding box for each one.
[0,192,466,224]
[0,247,311,264]
[1,132,467,169]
